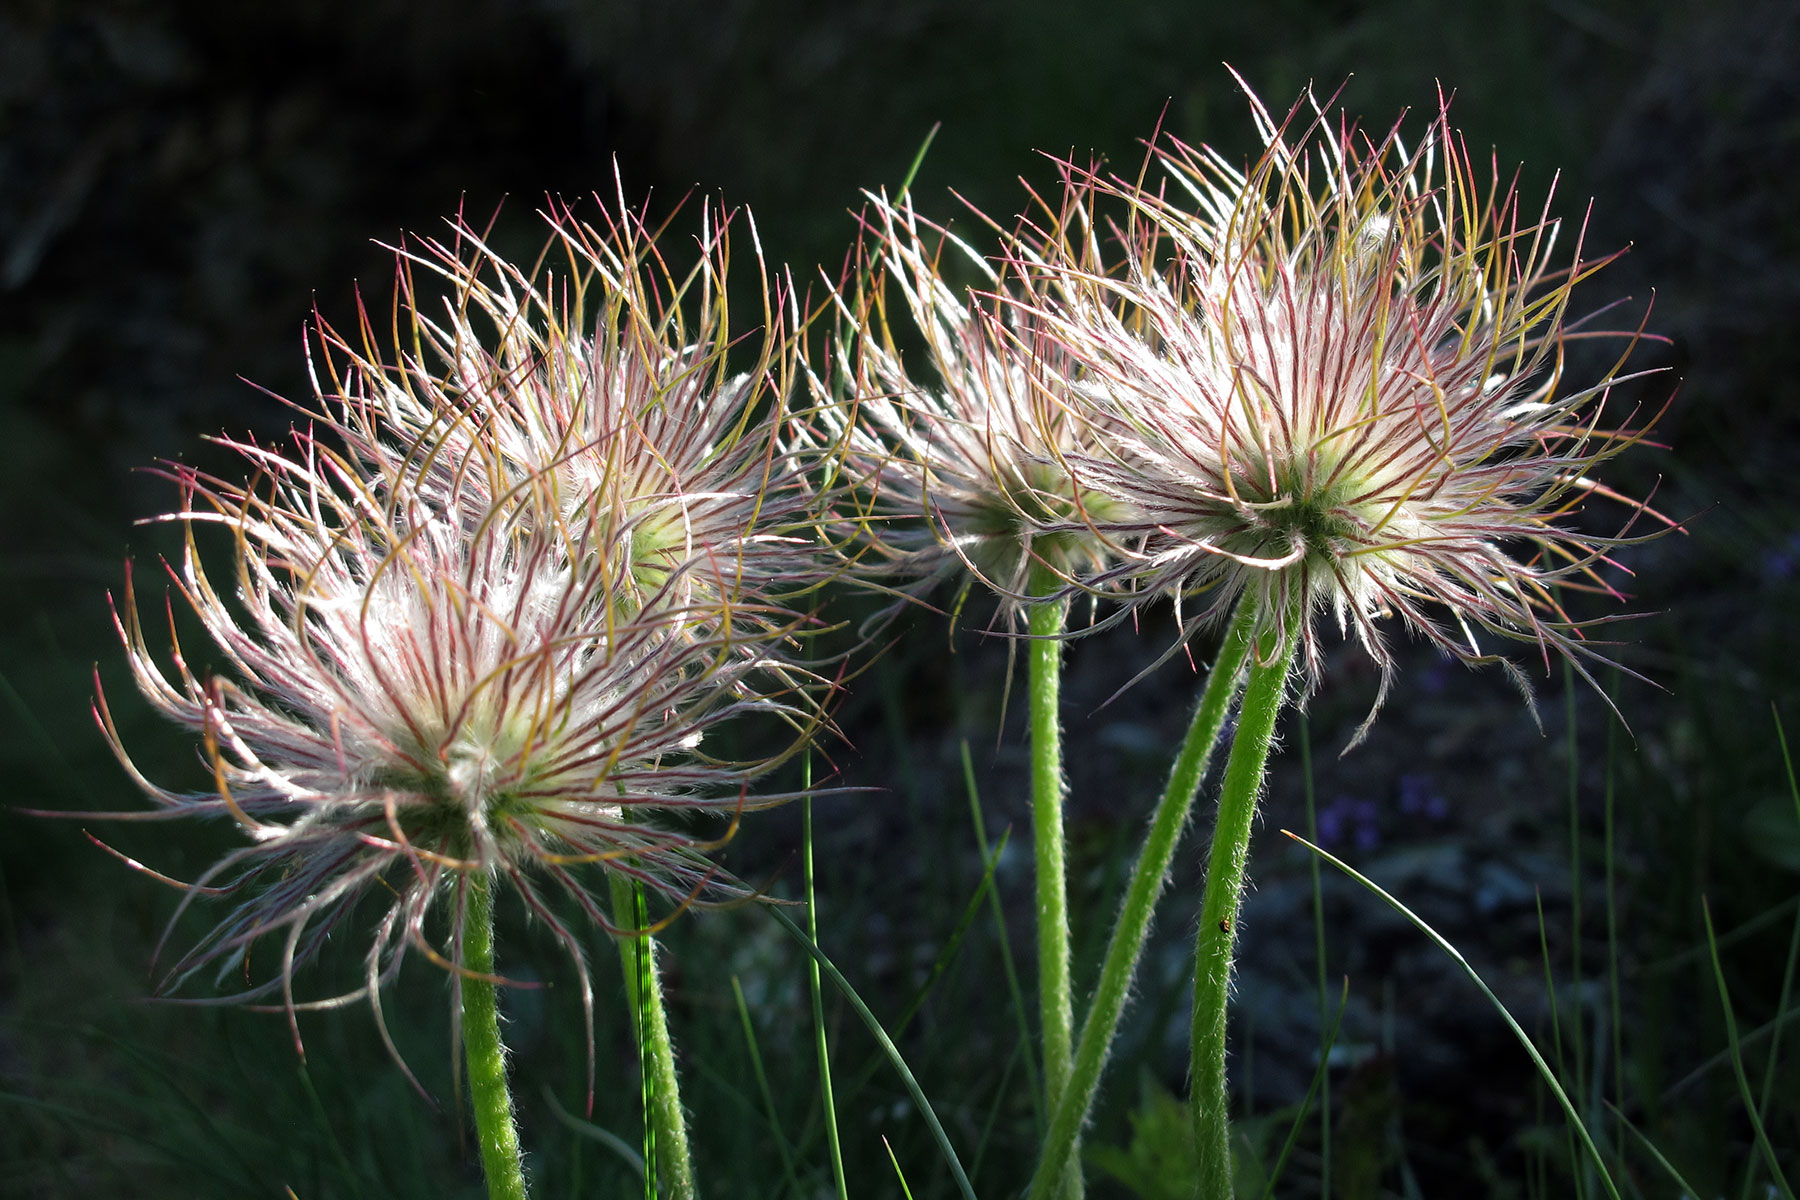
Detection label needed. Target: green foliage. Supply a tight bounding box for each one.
[1086,1079,1198,1200]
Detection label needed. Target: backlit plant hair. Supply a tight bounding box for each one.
[315,184,839,646]
[816,187,1141,628]
[1013,83,1671,720]
[81,189,837,1200]
[1013,78,1673,1200]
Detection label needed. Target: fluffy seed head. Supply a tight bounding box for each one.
[88,194,828,1094]
[817,190,1138,624]
[1009,82,1671,720]
[316,188,836,642]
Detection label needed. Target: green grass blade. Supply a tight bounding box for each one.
[1701,899,1797,1200]
[75,1024,269,1189]
[1745,910,1800,1200]
[1746,705,1800,1200]
[540,1084,647,1178]
[295,1062,368,1194]
[1606,1101,1703,1199]
[785,813,1012,1180]
[768,904,978,1200]
[804,788,851,1200]
[971,1035,1026,1182]
[1299,712,1330,1200]
[1536,887,1586,1198]
[1258,979,1350,1200]
[1660,1001,1800,1099]
[896,123,941,200]
[964,738,1043,1133]
[884,1136,919,1200]
[894,824,1012,1036]
[1649,897,1800,975]
[1283,829,1623,1200]
[836,822,1013,1108]
[732,974,803,1192]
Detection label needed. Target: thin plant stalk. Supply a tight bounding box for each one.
[1565,665,1591,1181]
[1289,830,1624,1200]
[462,871,530,1200]
[609,872,698,1200]
[1191,617,1300,1199]
[804,779,851,1200]
[1026,562,1079,1200]
[731,975,802,1190]
[1300,710,1331,1197]
[1026,597,1256,1200]
[1701,900,1797,1200]
[1746,709,1800,1200]
[962,740,1043,1133]
[1604,682,1624,1168]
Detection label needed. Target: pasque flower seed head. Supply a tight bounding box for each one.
[1008,81,1671,726]
[818,189,1138,625]
[86,193,829,1093]
[314,186,838,643]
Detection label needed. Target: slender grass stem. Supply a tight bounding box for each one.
[803,782,851,1200]
[1604,682,1623,1168]
[1702,900,1797,1200]
[1024,597,1256,1200]
[1565,665,1590,1193]
[1191,616,1298,1200]
[1300,711,1330,1198]
[962,741,1043,1133]
[1026,564,1079,1200]
[462,872,529,1200]
[1290,831,1624,1200]
[731,976,802,1190]
[609,873,698,1200]
[768,904,979,1200]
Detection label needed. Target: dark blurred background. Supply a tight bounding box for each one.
[2,1,1797,1196]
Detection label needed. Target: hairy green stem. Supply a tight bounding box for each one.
[462,872,529,1200]
[1025,597,1256,1200]
[1026,565,1079,1200]
[1190,616,1298,1199]
[610,873,698,1200]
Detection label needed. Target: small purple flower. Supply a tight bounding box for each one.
[1761,530,1800,582]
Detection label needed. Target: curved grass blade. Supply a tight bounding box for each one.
[1745,707,1800,1200]
[1281,830,1622,1200]
[732,974,803,1192]
[540,1084,647,1178]
[768,903,978,1200]
[1258,978,1349,1200]
[837,817,1013,1106]
[1606,1101,1702,1199]
[1701,899,1796,1200]
[803,788,851,1200]
[963,739,1042,1132]
[295,1062,369,1194]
